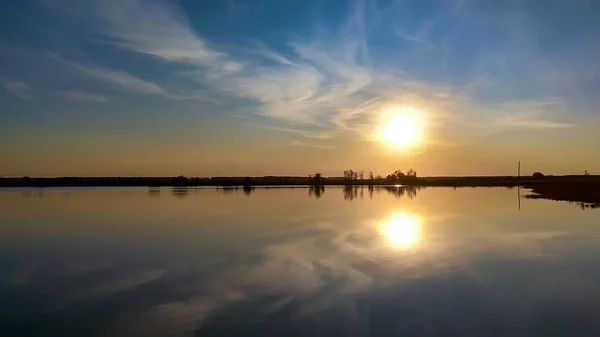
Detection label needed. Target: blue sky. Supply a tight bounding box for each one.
[1,0,599,177]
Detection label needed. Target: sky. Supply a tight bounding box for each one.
[1,0,600,177]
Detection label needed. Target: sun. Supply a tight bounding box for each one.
[383,113,418,146]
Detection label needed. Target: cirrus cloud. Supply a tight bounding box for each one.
[1,80,33,100]
[39,0,587,150]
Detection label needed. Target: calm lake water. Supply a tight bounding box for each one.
[1,186,600,337]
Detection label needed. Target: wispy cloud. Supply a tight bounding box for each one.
[500,120,575,129]
[39,0,585,147]
[487,98,576,130]
[58,89,108,102]
[1,80,33,100]
[246,122,337,140]
[394,29,432,48]
[290,140,335,150]
[392,21,434,49]
[95,0,243,76]
[89,0,376,123]
[47,52,168,96]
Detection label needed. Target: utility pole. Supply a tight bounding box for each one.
[517,161,521,210]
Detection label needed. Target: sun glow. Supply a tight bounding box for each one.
[380,212,421,249]
[381,107,423,147]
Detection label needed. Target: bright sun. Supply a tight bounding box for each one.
[383,113,418,146]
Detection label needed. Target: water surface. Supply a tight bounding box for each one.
[1,187,600,337]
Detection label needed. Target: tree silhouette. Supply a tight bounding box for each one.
[344,169,361,182]
[386,170,406,182]
[312,172,324,186]
[532,172,545,178]
[20,176,32,187]
[343,170,355,181]
[173,175,189,186]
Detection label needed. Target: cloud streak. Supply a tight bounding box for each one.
[48,52,168,96]
[499,120,575,129]
[246,122,337,140]
[58,89,108,102]
[1,80,33,100]
[486,98,576,130]
[290,140,335,150]
[95,0,243,76]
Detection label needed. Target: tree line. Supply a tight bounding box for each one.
[341,168,417,183]
[2,169,418,188]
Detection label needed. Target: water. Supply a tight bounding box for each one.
[1,186,600,337]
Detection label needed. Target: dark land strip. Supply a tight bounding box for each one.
[3,175,600,206]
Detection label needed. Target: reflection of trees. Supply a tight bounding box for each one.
[309,185,325,198]
[172,188,189,197]
[344,185,360,200]
[344,185,412,201]
[149,188,161,196]
[379,185,422,200]
[575,202,600,210]
[20,190,45,198]
[220,187,239,194]
[243,186,255,196]
[217,186,255,196]
[344,185,422,200]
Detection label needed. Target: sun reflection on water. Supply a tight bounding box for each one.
[379,212,422,249]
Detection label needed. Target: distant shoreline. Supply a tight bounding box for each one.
[1,175,599,188]
[2,175,600,206]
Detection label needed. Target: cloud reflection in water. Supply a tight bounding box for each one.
[4,188,600,337]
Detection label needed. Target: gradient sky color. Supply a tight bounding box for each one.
[1,0,600,177]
